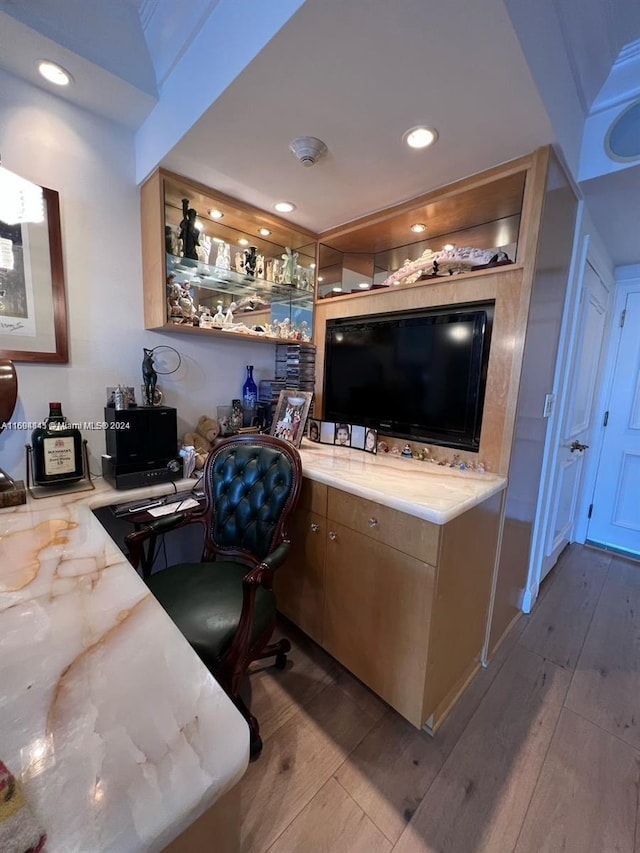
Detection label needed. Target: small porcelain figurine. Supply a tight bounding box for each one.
[401,444,413,458]
[256,254,265,279]
[281,247,298,284]
[265,258,275,282]
[234,252,244,273]
[243,246,258,278]
[212,302,225,325]
[216,241,231,270]
[223,301,237,325]
[178,282,197,322]
[199,307,212,329]
[199,234,212,265]
[299,320,310,341]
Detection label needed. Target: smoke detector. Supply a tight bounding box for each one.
[289,136,328,167]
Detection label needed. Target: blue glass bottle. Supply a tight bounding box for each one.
[242,365,258,427]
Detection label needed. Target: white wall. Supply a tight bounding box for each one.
[0,69,275,482]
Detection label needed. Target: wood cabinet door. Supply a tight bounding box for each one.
[323,522,435,726]
[275,508,326,644]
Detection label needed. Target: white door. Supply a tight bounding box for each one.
[540,261,609,581]
[587,290,640,558]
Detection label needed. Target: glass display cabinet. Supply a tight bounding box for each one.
[141,170,317,343]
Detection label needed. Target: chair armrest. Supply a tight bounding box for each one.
[124,512,203,569]
[243,541,291,589]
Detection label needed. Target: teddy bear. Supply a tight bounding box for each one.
[183,415,221,469]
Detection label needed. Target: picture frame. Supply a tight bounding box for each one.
[270,389,313,448]
[0,185,68,363]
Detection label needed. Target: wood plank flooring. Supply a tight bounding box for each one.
[239,544,640,852]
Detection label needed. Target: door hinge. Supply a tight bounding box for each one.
[588,503,593,519]
[603,410,609,426]
[620,308,626,327]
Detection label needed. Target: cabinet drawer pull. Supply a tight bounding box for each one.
[328,530,337,541]
[368,517,378,528]
[310,522,319,533]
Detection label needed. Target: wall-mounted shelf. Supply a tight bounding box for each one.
[141,170,318,343]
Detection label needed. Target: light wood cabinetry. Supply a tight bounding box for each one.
[276,479,503,730]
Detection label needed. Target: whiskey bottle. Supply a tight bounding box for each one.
[31,402,84,486]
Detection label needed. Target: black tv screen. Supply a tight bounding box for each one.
[323,303,493,451]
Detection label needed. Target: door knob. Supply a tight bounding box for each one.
[569,440,589,452]
[328,530,337,541]
[368,517,378,528]
[310,522,319,533]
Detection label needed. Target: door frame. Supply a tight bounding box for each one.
[574,265,640,545]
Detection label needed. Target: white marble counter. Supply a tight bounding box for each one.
[298,441,507,524]
[0,479,249,852]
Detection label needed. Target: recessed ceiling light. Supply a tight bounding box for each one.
[443,243,455,251]
[274,201,296,213]
[37,60,72,87]
[332,286,343,293]
[209,209,224,219]
[358,282,370,289]
[310,263,316,269]
[410,223,427,233]
[403,126,438,149]
[212,237,224,243]
[317,276,324,282]
[238,238,249,246]
[258,227,271,237]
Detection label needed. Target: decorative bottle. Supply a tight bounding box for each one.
[31,402,83,486]
[242,365,258,427]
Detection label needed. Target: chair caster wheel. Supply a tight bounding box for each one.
[275,652,287,670]
[249,734,263,760]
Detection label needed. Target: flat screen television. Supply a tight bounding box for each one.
[323,302,494,451]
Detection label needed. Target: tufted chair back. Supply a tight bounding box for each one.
[202,434,302,563]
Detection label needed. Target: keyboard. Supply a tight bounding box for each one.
[112,489,204,517]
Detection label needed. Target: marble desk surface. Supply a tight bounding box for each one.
[298,441,507,524]
[0,478,249,853]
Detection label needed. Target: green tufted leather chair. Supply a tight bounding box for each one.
[125,434,302,757]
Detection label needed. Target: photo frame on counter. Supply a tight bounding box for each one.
[270,389,313,448]
[306,419,377,455]
[0,184,68,363]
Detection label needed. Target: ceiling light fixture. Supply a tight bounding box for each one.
[318,276,324,282]
[410,223,427,233]
[209,209,224,219]
[238,238,249,246]
[358,282,370,289]
[332,286,343,293]
[274,201,295,213]
[403,126,438,149]
[443,243,455,251]
[37,60,72,87]
[258,228,271,237]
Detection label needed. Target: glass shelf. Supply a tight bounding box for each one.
[166,254,313,342]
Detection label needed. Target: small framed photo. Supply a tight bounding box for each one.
[320,421,335,444]
[351,425,365,450]
[307,418,321,443]
[334,422,351,447]
[270,389,313,448]
[364,427,378,454]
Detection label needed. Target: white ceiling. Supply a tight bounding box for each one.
[0,0,639,261]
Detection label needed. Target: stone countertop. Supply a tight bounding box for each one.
[298,441,507,524]
[0,478,249,853]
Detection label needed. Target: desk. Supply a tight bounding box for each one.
[0,479,249,852]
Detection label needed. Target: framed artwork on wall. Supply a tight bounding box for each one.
[0,177,68,363]
[270,390,313,448]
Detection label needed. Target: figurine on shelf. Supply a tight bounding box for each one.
[142,348,157,407]
[265,258,275,282]
[243,246,258,278]
[199,307,212,329]
[179,199,200,260]
[272,259,281,283]
[280,318,291,339]
[223,301,237,325]
[177,281,197,323]
[198,234,212,265]
[212,303,225,325]
[299,320,310,341]
[281,247,298,284]
[256,254,265,279]
[215,241,231,270]
[165,226,178,256]
[234,252,244,273]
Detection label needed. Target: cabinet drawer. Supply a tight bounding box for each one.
[327,487,440,565]
[300,478,328,516]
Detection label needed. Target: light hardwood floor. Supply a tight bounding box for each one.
[239,544,640,853]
